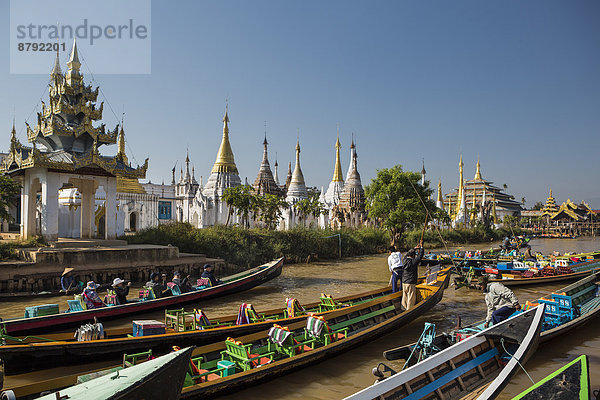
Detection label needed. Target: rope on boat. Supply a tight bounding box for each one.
[406,178,459,269]
[500,338,535,385]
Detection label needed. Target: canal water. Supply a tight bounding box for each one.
[2,237,599,398]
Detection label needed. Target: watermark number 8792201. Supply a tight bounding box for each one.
[17,42,66,52]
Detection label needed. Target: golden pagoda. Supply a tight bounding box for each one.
[211,106,238,174]
[202,106,241,197]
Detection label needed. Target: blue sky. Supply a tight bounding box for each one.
[1,1,599,207]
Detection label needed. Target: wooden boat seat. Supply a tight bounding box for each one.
[123,350,153,368]
[221,337,275,371]
[304,315,349,347]
[402,347,499,400]
[67,299,86,312]
[318,294,347,312]
[139,287,156,301]
[268,324,316,357]
[193,278,212,290]
[284,297,306,318]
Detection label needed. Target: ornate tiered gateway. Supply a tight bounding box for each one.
[2,41,147,240]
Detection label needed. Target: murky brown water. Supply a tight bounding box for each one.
[2,237,599,398]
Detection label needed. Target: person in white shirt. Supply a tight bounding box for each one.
[388,246,403,293]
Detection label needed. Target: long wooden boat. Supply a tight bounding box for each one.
[488,262,600,287]
[0,285,395,375]
[0,258,284,336]
[346,306,545,400]
[388,269,600,364]
[511,354,589,400]
[1,270,451,399]
[32,347,193,400]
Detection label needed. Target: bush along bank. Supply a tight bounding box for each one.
[124,223,389,267]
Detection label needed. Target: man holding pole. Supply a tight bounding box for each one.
[402,240,424,310]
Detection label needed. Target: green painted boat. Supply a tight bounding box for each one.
[0,347,194,400]
[512,355,590,400]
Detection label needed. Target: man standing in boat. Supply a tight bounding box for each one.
[388,246,403,293]
[402,240,424,310]
[481,275,521,327]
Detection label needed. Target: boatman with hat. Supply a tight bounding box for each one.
[60,267,83,293]
[481,275,521,328]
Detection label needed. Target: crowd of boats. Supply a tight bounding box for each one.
[0,244,599,400]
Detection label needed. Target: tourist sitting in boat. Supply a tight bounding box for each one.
[481,275,520,328]
[201,264,222,286]
[82,281,106,309]
[388,246,403,293]
[401,240,424,311]
[145,272,168,298]
[172,271,193,293]
[60,267,83,293]
[112,278,131,304]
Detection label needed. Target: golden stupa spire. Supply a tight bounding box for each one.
[332,135,343,182]
[437,178,442,203]
[474,156,482,180]
[117,122,128,165]
[455,154,464,217]
[211,104,239,174]
[65,38,82,86]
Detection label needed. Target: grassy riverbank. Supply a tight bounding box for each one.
[125,223,388,267]
[125,223,521,266]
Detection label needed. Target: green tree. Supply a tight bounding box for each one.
[256,194,287,230]
[0,176,20,222]
[294,190,325,228]
[365,165,435,247]
[222,185,255,227]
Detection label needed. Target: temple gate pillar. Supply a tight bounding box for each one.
[78,179,98,239]
[21,173,39,239]
[104,177,117,239]
[40,173,61,241]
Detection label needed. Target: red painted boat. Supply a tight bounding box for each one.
[0,258,284,336]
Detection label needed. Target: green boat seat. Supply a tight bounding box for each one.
[318,293,347,312]
[220,337,275,371]
[267,324,314,357]
[304,315,348,347]
[122,349,153,368]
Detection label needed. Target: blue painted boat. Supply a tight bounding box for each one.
[346,306,545,400]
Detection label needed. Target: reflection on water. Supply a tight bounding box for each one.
[2,237,599,398]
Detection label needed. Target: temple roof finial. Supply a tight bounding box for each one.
[51,46,62,76]
[421,158,426,175]
[474,156,482,180]
[67,38,81,72]
[332,135,343,182]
